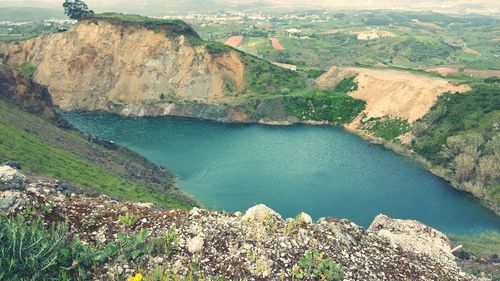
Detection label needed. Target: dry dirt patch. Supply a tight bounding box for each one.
[270,38,285,50]
[426,66,461,76]
[224,36,244,48]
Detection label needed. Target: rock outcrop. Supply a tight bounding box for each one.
[0,166,484,280]
[0,165,26,191]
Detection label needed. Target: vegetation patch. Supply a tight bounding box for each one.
[450,232,500,258]
[292,250,345,281]
[361,117,410,140]
[90,13,203,46]
[0,215,97,280]
[284,91,366,125]
[204,41,231,55]
[240,52,308,96]
[18,62,36,78]
[334,76,358,93]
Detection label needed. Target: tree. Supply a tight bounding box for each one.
[63,0,94,20]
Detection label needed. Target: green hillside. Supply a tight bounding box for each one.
[0,98,194,209]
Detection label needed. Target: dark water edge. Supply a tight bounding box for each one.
[60,111,500,234]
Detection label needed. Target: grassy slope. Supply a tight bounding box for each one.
[0,99,193,209]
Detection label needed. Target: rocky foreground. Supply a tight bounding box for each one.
[0,165,489,280]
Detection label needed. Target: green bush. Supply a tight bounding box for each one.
[18,62,36,78]
[292,250,345,281]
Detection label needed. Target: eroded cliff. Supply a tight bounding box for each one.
[0,19,245,115]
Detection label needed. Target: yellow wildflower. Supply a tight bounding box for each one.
[319,252,326,260]
[127,273,143,281]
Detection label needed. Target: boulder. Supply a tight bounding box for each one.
[241,204,282,222]
[0,165,26,191]
[187,236,204,254]
[0,190,29,214]
[368,214,455,265]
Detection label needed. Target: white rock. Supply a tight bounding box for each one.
[241,204,281,222]
[295,212,313,224]
[187,236,204,254]
[368,214,455,265]
[0,166,26,191]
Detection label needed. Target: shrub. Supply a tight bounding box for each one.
[0,215,95,280]
[117,229,153,261]
[150,228,179,256]
[292,250,345,281]
[18,62,36,78]
[119,213,140,227]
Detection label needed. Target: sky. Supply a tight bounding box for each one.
[0,0,499,14]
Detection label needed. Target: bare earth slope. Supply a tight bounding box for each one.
[0,19,244,114]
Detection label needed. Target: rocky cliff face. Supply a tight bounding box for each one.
[0,166,487,280]
[0,19,244,114]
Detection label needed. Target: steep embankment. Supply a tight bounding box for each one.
[0,62,195,209]
[0,167,485,280]
[0,18,244,114]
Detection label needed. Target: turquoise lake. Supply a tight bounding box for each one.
[61,112,500,234]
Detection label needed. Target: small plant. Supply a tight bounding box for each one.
[21,204,37,217]
[64,191,73,200]
[150,228,179,256]
[42,203,54,214]
[81,216,97,228]
[159,93,166,100]
[119,213,140,227]
[117,229,153,260]
[292,250,345,281]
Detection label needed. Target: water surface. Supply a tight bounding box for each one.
[62,112,500,234]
